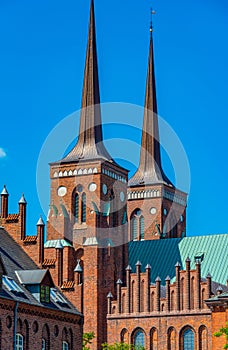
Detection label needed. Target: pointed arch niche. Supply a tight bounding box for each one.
[130,209,144,241]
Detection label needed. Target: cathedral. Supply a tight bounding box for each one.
[1,1,228,349]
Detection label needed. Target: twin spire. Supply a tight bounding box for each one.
[62,0,171,187]
[129,31,172,187]
[61,0,112,163]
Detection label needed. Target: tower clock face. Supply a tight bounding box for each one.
[150,207,157,215]
[57,186,67,197]
[102,184,108,195]
[89,182,97,192]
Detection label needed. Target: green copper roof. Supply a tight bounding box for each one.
[128,234,228,286]
[44,239,73,248]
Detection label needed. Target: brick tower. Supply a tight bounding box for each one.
[127,24,187,241]
[46,1,128,348]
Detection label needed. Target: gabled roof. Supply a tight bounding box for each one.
[0,228,81,316]
[0,228,38,280]
[16,269,54,286]
[128,234,228,285]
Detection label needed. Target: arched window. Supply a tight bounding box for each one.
[120,328,128,344]
[130,209,144,241]
[62,341,69,350]
[74,193,79,223]
[190,277,194,309]
[201,289,206,309]
[42,324,50,350]
[199,326,208,350]
[121,293,125,314]
[150,291,155,312]
[150,327,158,350]
[132,217,137,240]
[131,281,135,313]
[171,290,175,311]
[181,328,194,350]
[139,216,145,240]
[140,280,144,312]
[81,193,86,223]
[42,339,46,350]
[16,334,23,350]
[133,329,145,348]
[170,212,177,238]
[180,277,184,310]
[23,319,29,350]
[167,327,176,350]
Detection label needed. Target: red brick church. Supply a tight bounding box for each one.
[1,1,228,349]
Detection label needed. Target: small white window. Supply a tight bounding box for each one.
[42,339,46,350]
[62,341,69,350]
[16,334,23,350]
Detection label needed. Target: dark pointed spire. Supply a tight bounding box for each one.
[129,26,172,187]
[61,0,112,163]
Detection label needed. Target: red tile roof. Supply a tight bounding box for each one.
[61,281,75,290]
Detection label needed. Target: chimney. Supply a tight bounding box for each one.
[19,194,27,240]
[37,216,45,264]
[107,292,113,315]
[74,260,83,285]
[1,185,9,219]
[56,239,63,287]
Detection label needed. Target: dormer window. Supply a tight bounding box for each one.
[51,288,68,306]
[40,285,50,303]
[3,276,24,294]
[194,253,204,264]
[15,269,54,303]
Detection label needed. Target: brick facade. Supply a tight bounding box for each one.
[0,298,82,350]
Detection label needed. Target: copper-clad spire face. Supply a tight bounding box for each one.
[129,33,172,187]
[61,0,112,163]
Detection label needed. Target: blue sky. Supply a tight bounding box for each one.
[0,0,227,236]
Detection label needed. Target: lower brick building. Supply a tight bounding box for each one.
[107,258,227,349]
[0,227,83,350]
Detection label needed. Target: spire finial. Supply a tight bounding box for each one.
[150,8,156,34]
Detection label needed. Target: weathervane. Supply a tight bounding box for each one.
[150,7,156,33]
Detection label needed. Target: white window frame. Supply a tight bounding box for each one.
[16,333,24,350]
